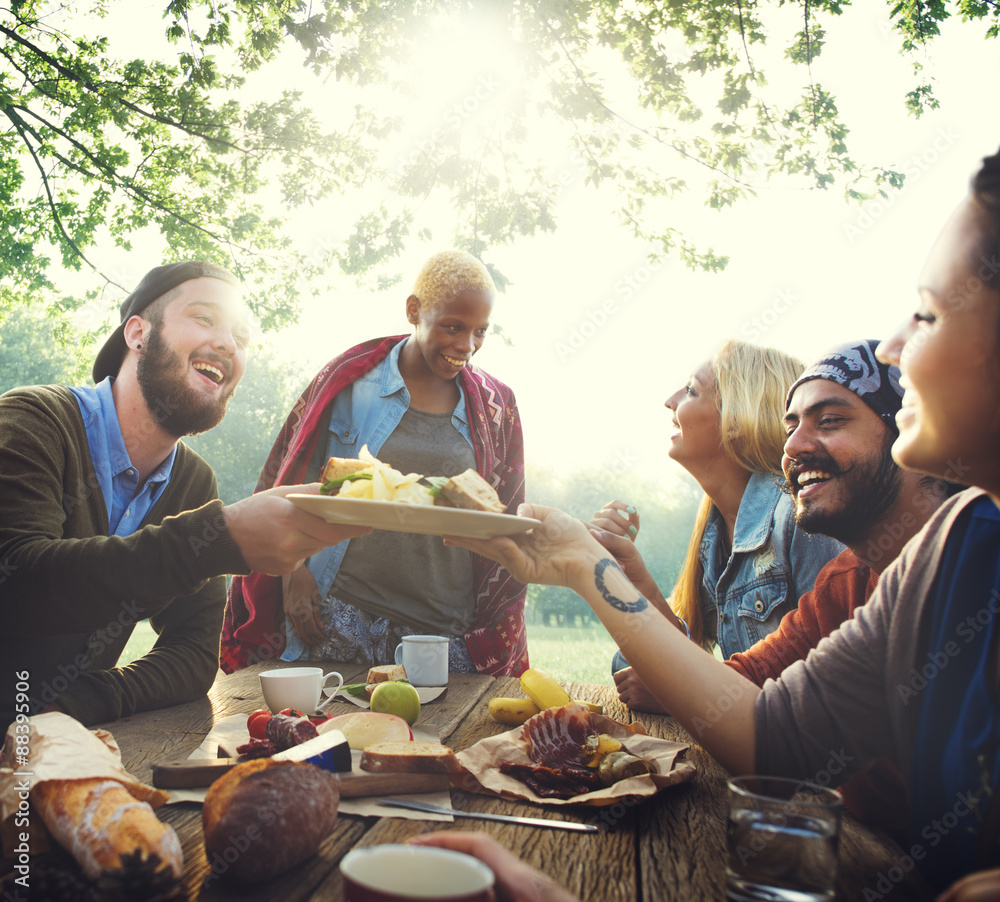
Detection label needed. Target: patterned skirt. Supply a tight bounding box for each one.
[310,594,477,673]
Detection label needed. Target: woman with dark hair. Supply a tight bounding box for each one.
[442,147,1000,896]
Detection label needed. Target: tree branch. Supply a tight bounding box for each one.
[0,21,243,151]
[8,102,264,264]
[537,15,754,189]
[2,105,119,286]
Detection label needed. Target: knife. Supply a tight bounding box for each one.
[376,798,599,832]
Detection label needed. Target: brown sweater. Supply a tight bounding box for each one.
[755,488,987,787]
[0,385,248,727]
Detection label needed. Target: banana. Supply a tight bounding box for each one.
[488,697,541,725]
[520,667,572,710]
[572,699,604,715]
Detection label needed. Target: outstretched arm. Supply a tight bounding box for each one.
[589,501,673,618]
[223,483,372,575]
[445,504,758,775]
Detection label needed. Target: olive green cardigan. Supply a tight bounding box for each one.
[0,385,248,727]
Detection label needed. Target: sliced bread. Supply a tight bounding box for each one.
[359,741,457,774]
[366,664,407,684]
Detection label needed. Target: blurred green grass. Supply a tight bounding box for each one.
[525,623,618,685]
[118,621,619,687]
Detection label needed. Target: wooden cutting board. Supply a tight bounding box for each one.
[150,756,450,796]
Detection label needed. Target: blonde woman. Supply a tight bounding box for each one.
[596,341,844,711]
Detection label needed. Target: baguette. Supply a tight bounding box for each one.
[366,664,407,684]
[32,778,183,878]
[202,759,339,883]
[359,741,457,774]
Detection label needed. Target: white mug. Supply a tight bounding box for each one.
[341,844,493,901]
[394,635,449,687]
[258,666,344,714]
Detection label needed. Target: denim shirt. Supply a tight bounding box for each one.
[702,471,845,659]
[69,377,176,535]
[282,339,473,661]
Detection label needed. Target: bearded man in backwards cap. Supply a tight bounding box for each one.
[0,262,369,730]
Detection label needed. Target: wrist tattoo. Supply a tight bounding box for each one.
[595,558,648,614]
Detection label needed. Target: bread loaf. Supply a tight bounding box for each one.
[32,778,183,878]
[202,759,339,883]
[359,741,457,774]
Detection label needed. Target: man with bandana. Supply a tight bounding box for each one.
[0,262,369,729]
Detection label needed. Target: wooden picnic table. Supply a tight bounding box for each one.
[11,661,933,900]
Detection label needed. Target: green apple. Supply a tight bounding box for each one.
[369,681,421,726]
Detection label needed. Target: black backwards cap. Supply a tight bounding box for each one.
[92,261,239,384]
[785,339,903,426]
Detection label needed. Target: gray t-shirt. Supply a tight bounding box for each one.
[331,406,478,634]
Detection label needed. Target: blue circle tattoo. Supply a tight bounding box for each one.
[595,558,648,614]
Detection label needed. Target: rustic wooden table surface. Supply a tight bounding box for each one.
[8,662,932,901]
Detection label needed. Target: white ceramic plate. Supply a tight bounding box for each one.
[288,494,541,539]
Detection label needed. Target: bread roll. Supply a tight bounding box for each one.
[202,759,339,883]
[32,778,182,878]
[359,741,457,774]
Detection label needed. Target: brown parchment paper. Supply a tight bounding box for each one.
[454,714,696,807]
[0,712,169,857]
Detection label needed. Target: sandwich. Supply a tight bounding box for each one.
[436,468,506,514]
[320,456,373,495]
[318,448,505,513]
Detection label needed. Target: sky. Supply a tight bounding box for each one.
[52,3,1000,487]
[259,6,1000,485]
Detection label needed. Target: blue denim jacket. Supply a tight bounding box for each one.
[702,471,844,659]
[282,339,473,661]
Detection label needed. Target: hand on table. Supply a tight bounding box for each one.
[283,565,326,646]
[938,869,1000,902]
[443,504,603,590]
[409,831,583,902]
[223,483,372,575]
[613,666,670,715]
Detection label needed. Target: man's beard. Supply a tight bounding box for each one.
[136,325,234,437]
[793,432,903,547]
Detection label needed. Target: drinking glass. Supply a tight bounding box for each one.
[726,775,842,902]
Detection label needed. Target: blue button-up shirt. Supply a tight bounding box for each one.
[282,339,473,660]
[69,378,176,535]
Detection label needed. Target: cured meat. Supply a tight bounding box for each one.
[236,738,276,759]
[265,714,318,751]
[499,762,602,798]
[522,702,596,769]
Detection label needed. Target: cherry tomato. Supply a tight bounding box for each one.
[247,709,272,740]
[277,706,328,726]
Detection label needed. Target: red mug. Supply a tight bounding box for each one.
[341,844,494,901]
